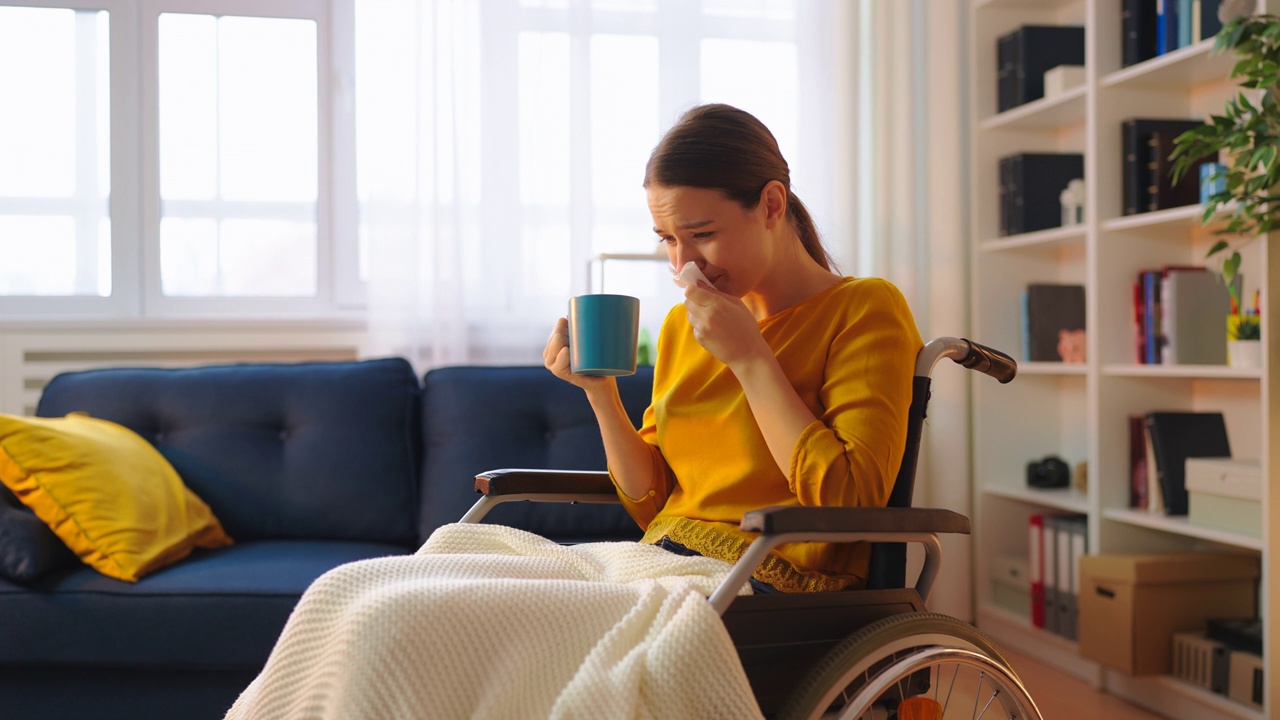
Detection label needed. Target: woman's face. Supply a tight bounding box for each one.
[646,184,770,297]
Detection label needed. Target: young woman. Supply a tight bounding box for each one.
[545,103,922,593]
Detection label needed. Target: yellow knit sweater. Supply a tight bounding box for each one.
[612,276,922,592]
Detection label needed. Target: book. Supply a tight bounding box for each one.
[1145,411,1232,515]
[1123,0,1160,67]
[996,25,1086,112]
[1122,118,1205,216]
[1148,129,1212,211]
[1178,0,1193,49]
[1199,0,1224,41]
[1023,283,1086,362]
[1161,267,1229,364]
[1128,414,1149,508]
[998,153,1085,235]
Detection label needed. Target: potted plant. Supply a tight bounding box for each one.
[1169,4,1277,339]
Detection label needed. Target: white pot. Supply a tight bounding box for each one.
[1228,339,1262,369]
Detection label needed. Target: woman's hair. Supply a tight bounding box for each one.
[643,103,834,271]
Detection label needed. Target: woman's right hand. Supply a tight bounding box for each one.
[544,317,614,392]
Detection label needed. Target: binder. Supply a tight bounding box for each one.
[1122,118,1205,216]
[1055,515,1072,637]
[996,25,1086,112]
[1199,0,1224,42]
[1029,514,1046,628]
[1145,411,1232,515]
[1062,515,1088,640]
[1043,514,1059,635]
[1148,129,1212,211]
[998,153,1085,235]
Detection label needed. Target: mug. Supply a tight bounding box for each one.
[568,294,640,376]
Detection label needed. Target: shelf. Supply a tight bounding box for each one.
[983,484,1089,514]
[1104,670,1263,720]
[979,84,1086,131]
[1101,508,1264,551]
[1101,204,1209,232]
[976,604,1102,685]
[1101,39,1237,91]
[974,0,1080,8]
[979,225,1086,252]
[1016,361,1088,376]
[1102,363,1262,380]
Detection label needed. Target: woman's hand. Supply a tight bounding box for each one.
[543,317,616,392]
[683,283,771,368]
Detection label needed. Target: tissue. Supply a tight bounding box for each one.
[671,262,711,289]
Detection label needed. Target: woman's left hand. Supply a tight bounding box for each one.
[683,283,770,367]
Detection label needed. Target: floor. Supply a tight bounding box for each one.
[1002,647,1166,720]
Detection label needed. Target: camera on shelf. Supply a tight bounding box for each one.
[1026,455,1070,489]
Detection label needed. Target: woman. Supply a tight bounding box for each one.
[545,103,922,593]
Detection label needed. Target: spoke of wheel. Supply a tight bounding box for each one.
[940,661,959,714]
[970,671,986,719]
[975,688,1000,720]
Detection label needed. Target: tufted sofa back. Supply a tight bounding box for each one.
[418,365,652,544]
[35,358,423,547]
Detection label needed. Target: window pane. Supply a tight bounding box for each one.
[158,13,319,297]
[700,39,798,161]
[160,218,316,297]
[0,7,111,297]
[518,31,571,298]
[702,0,794,20]
[590,34,658,255]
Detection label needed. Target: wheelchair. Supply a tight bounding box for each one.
[460,337,1041,720]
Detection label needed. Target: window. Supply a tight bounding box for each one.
[0,0,356,317]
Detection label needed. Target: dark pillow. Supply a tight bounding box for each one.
[0,484,78,583]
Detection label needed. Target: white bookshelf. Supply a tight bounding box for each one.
[967,2,1276,718]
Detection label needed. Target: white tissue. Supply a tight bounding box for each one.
[671,261,711,289]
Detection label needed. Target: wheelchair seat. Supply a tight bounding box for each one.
[463,337,1042,719]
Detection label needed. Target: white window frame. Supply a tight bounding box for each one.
[0,0,360,319]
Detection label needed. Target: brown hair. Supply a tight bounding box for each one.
[643,103,834,271]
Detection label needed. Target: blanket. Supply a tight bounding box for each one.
[225,523,765,720]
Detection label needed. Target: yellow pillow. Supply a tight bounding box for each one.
[0,413,232,582]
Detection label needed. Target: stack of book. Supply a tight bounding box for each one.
[1122,118,1214,216]
[999,153,1084,236]
[996,25,1085,112]
[1122,0,1226,68]
[1131,265,1229,365]
[1127,410,1231,515]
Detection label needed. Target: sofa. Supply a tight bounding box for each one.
[0,357,655,720]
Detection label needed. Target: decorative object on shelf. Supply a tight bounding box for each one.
[1059,177,1085,226]
[1170,9,1276,300]
[1025,455,1070,489]
[1043,64,1084,98]
[1227,288,1262,367]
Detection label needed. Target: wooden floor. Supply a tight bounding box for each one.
[1002,647,1166,720]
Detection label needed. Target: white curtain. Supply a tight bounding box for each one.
[858,0,973,620]
[355,0,857,371]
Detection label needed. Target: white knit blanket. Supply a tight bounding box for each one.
[225,523,765,720]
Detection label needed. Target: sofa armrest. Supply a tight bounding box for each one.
[461,469,619,524]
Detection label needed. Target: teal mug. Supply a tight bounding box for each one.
[568,294,640,376]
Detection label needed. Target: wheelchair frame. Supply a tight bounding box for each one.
[460,337,1041,719]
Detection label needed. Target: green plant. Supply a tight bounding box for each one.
[1236,314,1262,340]
[1170,12,1280,311]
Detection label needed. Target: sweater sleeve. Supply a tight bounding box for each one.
[787,279,922,508]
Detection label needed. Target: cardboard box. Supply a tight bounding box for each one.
[1187,458,1261,538]
[1078,553,1258,675]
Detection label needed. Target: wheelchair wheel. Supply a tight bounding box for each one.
[774,612,1042,720]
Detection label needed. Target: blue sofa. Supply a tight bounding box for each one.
[0,358,653,720]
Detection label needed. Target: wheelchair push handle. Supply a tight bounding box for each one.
[917,337,1016,384]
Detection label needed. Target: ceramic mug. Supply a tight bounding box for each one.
[568,294,640,376]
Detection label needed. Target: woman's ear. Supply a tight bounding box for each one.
[759,180,788,230]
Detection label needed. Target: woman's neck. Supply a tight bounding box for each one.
[741,251,841,321]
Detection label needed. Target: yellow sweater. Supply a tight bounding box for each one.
[613,276,922,592]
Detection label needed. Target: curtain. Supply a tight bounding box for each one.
[355,0,856,371]
[858,0,973,620]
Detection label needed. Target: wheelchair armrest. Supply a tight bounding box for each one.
[739,506,971,537]
[475,468,617,496]
[461,469,619,524]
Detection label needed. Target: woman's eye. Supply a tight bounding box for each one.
[692,231,714,240]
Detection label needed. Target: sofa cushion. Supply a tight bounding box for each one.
[419,365,653,542]
[0,413,232,583]
[36,359,423,547]
[0,540,408,668]
[0,485,77,583]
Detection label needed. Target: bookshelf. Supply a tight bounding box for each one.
[967,1,1276,718]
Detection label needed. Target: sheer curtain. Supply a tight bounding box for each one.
[355,0,855,370]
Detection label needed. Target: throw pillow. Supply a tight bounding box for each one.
[0,483,79,583]
[0,413,233,582]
